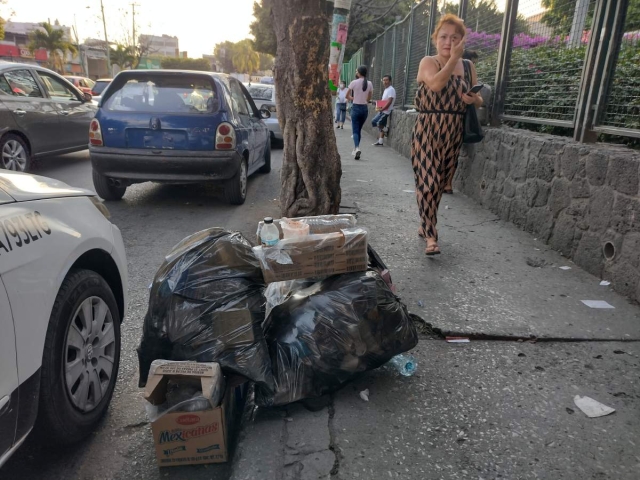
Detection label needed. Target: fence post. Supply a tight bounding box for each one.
[425,0,439,56]
[491,0,519,127]
[391,25,397,85]
[574,0,629,143]
[458,0,469,20]
[402,4,416,108]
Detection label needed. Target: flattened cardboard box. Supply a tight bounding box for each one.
[255,229,368,283]
[144,362,244,467]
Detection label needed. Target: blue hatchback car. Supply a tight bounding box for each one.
[89,70,271,204]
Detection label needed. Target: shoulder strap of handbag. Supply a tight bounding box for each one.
[463,59,472,86]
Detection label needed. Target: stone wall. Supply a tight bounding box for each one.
[367,107,640,303]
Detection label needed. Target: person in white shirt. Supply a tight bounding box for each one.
[371,75,396,146]
[335,81,349,129]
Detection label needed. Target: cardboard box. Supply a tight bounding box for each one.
[144,361,244,467]
[253,228,368,283]
[256,214,357,243]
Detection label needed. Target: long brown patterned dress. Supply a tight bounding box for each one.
[411,59,468,241]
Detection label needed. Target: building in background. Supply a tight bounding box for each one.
[81,39,110,79]
[202,54,221,72]
[0,21,52,66]
[138,34,179,58]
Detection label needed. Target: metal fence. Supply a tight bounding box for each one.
[342,0,640,143]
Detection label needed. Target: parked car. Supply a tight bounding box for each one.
[0,171,128,467]
[0,62,96,172]
[90,70,272,204]
[90,78,112,104]
[245,83,281,146]
[64,75,96,95]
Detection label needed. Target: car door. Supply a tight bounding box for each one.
[0,188,19,463]
[241,84,269,167]
[35,71,95,150]
[229,79,255,164]
[0,69,60,155]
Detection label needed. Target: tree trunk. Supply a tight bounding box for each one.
[269,0,342,217]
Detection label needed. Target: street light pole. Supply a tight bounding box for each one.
[99,0,111,76]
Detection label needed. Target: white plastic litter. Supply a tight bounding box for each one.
[600,280,611,286]
[581,300,615,309]
[403,190,414,193]
[359,389,370,402]
[573,395,616,418]
[559,266,572,270]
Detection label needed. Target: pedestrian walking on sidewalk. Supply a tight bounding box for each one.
[371,75,396,146]
[411,13,483,255]
[347,66,373,160]
[336,81,349,129]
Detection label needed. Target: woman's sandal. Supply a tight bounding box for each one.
[425,244,441,256]
[444,188,453,194]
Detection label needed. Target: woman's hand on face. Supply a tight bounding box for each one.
[462,92,478,105]
[451,38,465,60]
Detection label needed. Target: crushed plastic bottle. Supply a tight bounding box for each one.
[260,217,280,246]
[387,354,417,377]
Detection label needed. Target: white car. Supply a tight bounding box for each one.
[0,172,128,467]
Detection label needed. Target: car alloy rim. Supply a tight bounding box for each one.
[240,161,247,198]
[63,296,116,413]
[2,140,27,171]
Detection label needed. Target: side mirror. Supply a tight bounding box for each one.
[259,107,271,119]
[83,92,92,102]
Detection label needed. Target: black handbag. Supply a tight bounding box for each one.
[462,60,484,144]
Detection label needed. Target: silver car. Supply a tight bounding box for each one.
[246,83,282,146]
[0,62,97,172]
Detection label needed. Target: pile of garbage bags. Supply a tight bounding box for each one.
[137,228,418,405]
[137,228,274,392]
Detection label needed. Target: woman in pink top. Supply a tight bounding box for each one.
[347,66,373,160]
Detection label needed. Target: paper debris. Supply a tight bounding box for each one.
[600,280,611,286]
[581,300,615,309]
[359,389,370,402]
[403,189,414,193]
[445,205,450,210]
[573,395,615,418]
[356,179,369,183]
[559,266,572,270]
[446,337,470,343]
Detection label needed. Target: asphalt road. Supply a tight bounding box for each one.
[2,149,284,480]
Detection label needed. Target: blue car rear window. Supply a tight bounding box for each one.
[104,75,219,114]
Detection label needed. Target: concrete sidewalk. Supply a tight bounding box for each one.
[230,125,640,480]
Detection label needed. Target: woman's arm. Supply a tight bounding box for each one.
[462,61,483,107]
[367,84,373,103]
[346,89,354,102]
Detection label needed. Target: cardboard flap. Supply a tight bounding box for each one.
[144,361,221,406]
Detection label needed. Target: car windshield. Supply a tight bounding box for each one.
[92,81,110,95]
[104,75,219,114]
[247,85,273,101]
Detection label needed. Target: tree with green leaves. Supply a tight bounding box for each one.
[444,0,529,35]
[28,22,77,73]
[110,44,135,70]
[541,0,640,36]
[232,39,260,74]
[213,41,237,73]
[251,0,414,59]
[160,57,211,71]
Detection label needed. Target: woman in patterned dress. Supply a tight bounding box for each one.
[411,14,483,255]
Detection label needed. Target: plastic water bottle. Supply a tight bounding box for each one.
[387,354,417,377]
[260,217,280,246]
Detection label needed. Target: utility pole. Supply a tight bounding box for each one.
[99,0,111,76]
[131,3,139,46]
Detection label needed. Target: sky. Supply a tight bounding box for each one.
[3,0,544,58]
[3,0,256,58]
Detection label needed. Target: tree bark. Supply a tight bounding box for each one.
[269,0,342,217]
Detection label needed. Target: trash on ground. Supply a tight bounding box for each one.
[256,214,357,243]
[143,360,247,466]
[359,389,370,402]
[559,266,572,270]
[255,270,418,407]
[573,395,616,418]
[356,179,370,183]
[600,280,611,286]
[253,227,368,283]
[137,228,274,392]
[526,257,547,268]
[387,354,417,376]
[280,217,310,239]
[403,189,414,193]
[445,205,450,210]
[446,337,470,343]
[581,300,615,309]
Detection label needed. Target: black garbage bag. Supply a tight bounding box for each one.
[137,228,274,392]
[256,270,418,406]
